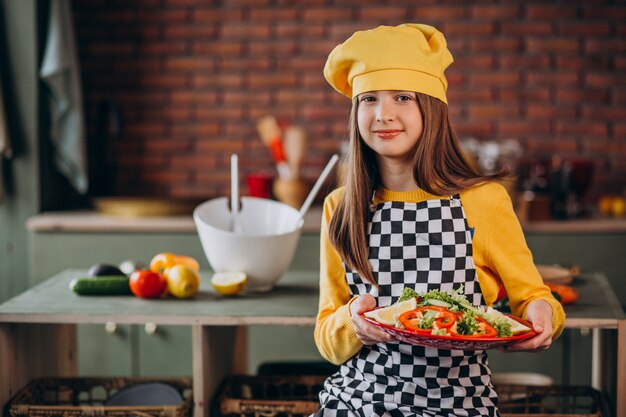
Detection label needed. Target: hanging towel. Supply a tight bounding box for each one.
[39,0,88,193]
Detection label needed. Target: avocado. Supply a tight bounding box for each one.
[88,263,125,277]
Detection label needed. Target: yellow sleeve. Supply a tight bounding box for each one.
[313,189,363,365]
[485,185,566,339]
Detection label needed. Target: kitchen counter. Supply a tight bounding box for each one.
[25,208,626,234]
[1,270,624,417]
[26,206,324,233]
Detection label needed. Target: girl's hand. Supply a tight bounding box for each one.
[502,299,553,352]
[350,294,394,345]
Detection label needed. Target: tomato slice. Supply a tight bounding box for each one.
[399,306,457,334]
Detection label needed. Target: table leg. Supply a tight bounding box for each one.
[192,325,248,417]
[0,323,77,411]
[591,328,601,390]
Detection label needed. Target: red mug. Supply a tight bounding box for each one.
[247,173,273,199]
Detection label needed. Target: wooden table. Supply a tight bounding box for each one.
[1,270,624,417]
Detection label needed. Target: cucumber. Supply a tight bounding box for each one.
[70,276,132,296]
[425,299,453,308]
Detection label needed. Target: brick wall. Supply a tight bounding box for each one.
[73,0,626,202]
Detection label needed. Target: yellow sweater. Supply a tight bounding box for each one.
[314,182,566,365]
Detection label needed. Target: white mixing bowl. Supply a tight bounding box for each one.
[193,197,303,292]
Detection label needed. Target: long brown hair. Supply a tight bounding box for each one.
[328,93,509,285]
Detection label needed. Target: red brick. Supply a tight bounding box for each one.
[172,123,221,136]
[165,25,217,39]
[192,73,244,89]
[222,91,271,105]
[196,107,246,120]
[454,122,495,139]
[469,38,522,53]
[357,6,408,20]
[559,22,611,37]
[582,106,626,120]
[501,22,552,36]
[468,104,520,119]
[526,5,577,19]
[412,6,467,20]
[456,54,495,69]
[613,90,626,105]
[250,8,298,20]
[192,42,244,56]
[469,72,522,88]
[555,89,609,103]
[221,23,271,39]
[582,5,626,20]
[248,41,298,55]
[498,89,552,102]
[526,38,579,54]
[614,123,626,136]
[221,57,271,71]
[111,58,163,73]
[125,124,168,136]
[527,104,577,120]
[499,120,550,136]
[615,57,626,70]
[585,39,626,54]
[583,72,620,89]
[555,56,612,71]
[193,9,244,22]
[165,57,216,72]
[140,74,190,89]
[247,73,298,88]
[525,138,580,154]
[447,89,493,102]
[143,42,189,55]
[171,91,219,105]
[470,5,521,20]
[526,72,579,86]
[442,22,495,37]
[304,8,353,20]
[498,54,551,70]
[144,138,194,153]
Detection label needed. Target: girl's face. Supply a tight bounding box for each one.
[357,90,423,163]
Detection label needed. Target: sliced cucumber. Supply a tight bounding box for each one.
[70,276,131,296]
[425,299,452,308]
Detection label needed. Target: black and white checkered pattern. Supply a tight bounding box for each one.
[316,196,500,417]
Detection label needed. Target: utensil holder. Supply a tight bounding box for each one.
[273,179,310,209]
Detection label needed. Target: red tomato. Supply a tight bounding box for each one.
[129,270,166,299]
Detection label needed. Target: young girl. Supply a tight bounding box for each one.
[314,24,565,417]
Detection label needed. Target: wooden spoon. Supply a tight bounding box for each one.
[284,126,306,180]
[256,115,291,180]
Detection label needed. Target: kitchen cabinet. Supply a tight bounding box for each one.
[1,269,624,417]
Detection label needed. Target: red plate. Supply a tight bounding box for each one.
[362,310,536,350]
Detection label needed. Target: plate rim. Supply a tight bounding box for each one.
[361,308,536,345]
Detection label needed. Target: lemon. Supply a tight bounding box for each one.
[363,297,417,325]
[165,264,201,298]
[211,271,247,296]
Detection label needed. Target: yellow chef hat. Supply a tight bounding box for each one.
[323,23,454,104]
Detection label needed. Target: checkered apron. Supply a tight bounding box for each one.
[315,196,499,417]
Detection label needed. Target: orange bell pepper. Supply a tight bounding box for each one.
[150,253,199,274]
